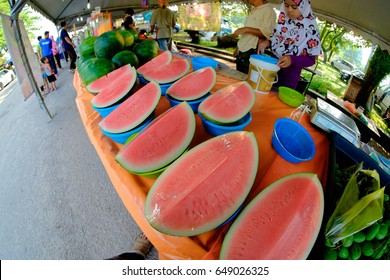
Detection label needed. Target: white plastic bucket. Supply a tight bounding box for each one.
[247,55,280,94]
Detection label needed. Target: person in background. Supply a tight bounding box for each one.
[41,56,58,91]
[50,35,62,69]
[258,0,321,89]
[233,0,277,74]
[122,8,137,31]
[60,21,77,73]
[150,0,176,51]
[138,29,148,40]
[39,31,58,76]
[36,36,43,60]
[107,233,153,260]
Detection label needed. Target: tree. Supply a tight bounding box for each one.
[355,46,390,110]
[0,0,40,54]
[318,21,346,63]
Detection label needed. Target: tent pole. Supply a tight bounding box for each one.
[11,13,54,120]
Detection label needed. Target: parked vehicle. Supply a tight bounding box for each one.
[374,84,390,116]
[340,69,365,82]
[0,69,15,91]
[330,59,356,72]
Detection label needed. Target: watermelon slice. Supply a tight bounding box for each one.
[219,173,324,260]
[137,50,172,76]
[166,67,217,101]
[86,64,133,93]
[144,131,259,236]
[99,81,161,133]
[116,102,196,174]
[198,81,255,124]
[91,66,137,108]
[142,59,191,84]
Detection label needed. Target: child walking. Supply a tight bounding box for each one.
[40,56,58,91]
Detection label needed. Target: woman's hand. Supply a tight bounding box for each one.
[233,27,245,38]
[277,55,292,68]
[257,39,269,54]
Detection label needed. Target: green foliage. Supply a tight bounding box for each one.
[220,1,248,30]
[0,0,40,53]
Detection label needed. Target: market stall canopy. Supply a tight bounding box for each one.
[9,0,390,50]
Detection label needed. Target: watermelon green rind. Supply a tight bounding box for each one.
[86,64,133,93]
[116,30,134,48]
[133,40,159,65]
[144,131,259,236]
[116,102,196,173]
[94,31,124,60]
[99,81,161,133]
[137,51,172,75]
[219,172,324,260]
[81,58,116,86]
[198,81,255,124]
[142,59,191,84]
[111,50,139,68]
[166,67,217,101]
[91,66,137,108]
[79,36,97,58]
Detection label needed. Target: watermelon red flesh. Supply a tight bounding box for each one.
[116,102,196,173]
[166,67,217,101]
[198,81,255,124]
[142,59,191,84]
[99,81,161,133]
[137,51,172,76]
[144,131,259,237]
[219,173,324,260]
[87,64,133,93]
[91,66,136,108]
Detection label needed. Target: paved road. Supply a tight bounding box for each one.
[0,67,158,260]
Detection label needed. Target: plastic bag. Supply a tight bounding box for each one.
[325,164,385,245]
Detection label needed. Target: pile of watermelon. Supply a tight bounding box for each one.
[77,29,160,87]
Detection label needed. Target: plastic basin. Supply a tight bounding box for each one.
[278,86,305,107]
[191,56,218,71]
[166,93,210,113]
[101,113,154,144]
[92,103,121,118]
[272,118,315,163]
[199,112,252,136]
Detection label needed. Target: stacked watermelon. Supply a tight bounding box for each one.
[77,30,159,88]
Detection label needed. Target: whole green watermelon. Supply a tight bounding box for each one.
[112,50,139,68]
[94,31,124,60]
[128,29,138,40]
[81,58,116,86]
[116,30,134,49]
[133,40,159,66]
[77,57,96,83]
[79,36,97,58]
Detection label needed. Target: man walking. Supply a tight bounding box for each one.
[150,0,176,51]
[60,21,77,73]
[39,31,58,75]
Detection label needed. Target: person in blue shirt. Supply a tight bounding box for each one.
[39,31,58,75]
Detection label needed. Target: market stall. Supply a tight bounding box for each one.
[73,61,330,260]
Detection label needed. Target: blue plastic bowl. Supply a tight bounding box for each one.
[199,112,252,136]
[92,103,120,118]
[138,74,172,96]
[166,93,210,113]
[272,118,315,163]
[101,113,154,144]
[191,56,218,71]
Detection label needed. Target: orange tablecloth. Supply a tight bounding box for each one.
[74,68,329,260]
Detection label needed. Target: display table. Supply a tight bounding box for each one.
[74,66,330,260]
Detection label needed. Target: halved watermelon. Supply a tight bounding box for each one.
[142,59,191,84]
[99,81,161,133]
[198,81,255,124]
[166,67,217,101]
[116,102,196,174]
[91,66,137,108]
[144,131,259,236]
[137,51,172,76]
[86,64,133,93]
[219,173,324,260]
